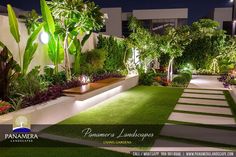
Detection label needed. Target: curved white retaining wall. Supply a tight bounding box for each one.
[0,75,139,128]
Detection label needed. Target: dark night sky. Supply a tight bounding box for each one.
[0,0,233,23]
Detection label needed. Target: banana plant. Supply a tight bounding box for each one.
[22,24,43,75]
[7,4,43,75]
[7,4,21,67]
[40,0,64,74]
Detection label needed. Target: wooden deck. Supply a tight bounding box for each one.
[63,77,125,95]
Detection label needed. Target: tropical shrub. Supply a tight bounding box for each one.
[41,66,67,85]
[181,70,192,81]
[139,70,156,85]
[91,72,124,82]
[9,66,48,98]
[0,43,20,101]
[22,79,82,108]
[172,70,192,87]
[97,35,129,72]
[172,76,189,87]
[80,49,107,74]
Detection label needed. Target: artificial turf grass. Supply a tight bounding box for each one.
[58,86,183,125]
[0,138,132,157]
[42,86,183,147]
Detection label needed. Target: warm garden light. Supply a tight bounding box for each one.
[39,32,49,44]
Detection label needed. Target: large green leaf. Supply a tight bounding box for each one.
[40,0,55,34]
[48,34,64,65]
[22,24,43,75]
[7,4,20,43]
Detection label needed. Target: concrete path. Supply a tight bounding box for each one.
[156,75,236,150]
[169,112,235,125]
[175,104,232,115]
[182,93,225,100]
[188,75,226,90]
[184,89,223,94]
[178,98,228,106]
[160,124,236,146]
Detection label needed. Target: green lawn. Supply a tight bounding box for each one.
[43,86,183,146]
[59,86,183,125]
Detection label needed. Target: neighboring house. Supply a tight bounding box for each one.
[214,7,233,35]
[101,8,188,37]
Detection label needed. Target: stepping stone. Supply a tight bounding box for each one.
[151,139,229,151]
[178,98,228,106]
[175,104,232,115]
[160,124,236,146]
[184,89,223,94]
[168,112,235,125]
[182,93,225,100]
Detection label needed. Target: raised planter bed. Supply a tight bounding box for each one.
[63,77,127,100]
[0,75,139,129]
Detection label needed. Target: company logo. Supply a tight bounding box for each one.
[13,115,31,133]
[4,115,38,143]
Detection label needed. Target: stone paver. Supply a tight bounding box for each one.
[184,89,223,94]
[160,124,236,146]
[178,98,228,106]
[182,93,225,100]
[175,104,232,115]
[151,139,229,151]
[168,112,235,125]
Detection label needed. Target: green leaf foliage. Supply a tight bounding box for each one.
[0,45,20,100]
[7,4,20,43]
[97,35,129,72]
[80,48,107,74]
[22,24,43,75]
[40,0,55,34]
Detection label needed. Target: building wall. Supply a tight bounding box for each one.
[132,8,188,20]
[214,7,232,29]
[101,8,122,37]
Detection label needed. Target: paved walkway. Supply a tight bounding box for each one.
[153,75,236,151]
[188,75,226,90]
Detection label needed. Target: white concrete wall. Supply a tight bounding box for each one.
[214,8,232,29]
[133,8,188,20]
[101,8,122,37]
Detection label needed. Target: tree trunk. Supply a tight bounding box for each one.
[73,50,80,75]
[167,58,174,82]
[64,31,71,80]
